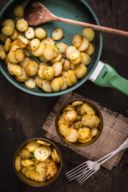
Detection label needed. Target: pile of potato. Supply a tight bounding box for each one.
[0,4,95,93]
[57,100,101,144]
[15,139,61,183]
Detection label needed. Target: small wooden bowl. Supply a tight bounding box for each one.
[55,99,103,147]
[13,138,63,187]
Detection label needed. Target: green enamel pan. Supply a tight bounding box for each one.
[0,0,128,96]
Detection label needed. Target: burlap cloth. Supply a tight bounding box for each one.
[42,92,128,170]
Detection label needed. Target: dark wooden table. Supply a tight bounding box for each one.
[0,0,128,191]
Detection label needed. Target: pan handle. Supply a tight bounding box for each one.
[89,61,128,96]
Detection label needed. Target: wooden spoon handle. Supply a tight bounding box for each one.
[56,16,128,37]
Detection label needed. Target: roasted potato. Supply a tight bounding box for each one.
[13,5,24,17]
[16,19,28,32]
[52,28,64,40]
[35,27,47,40]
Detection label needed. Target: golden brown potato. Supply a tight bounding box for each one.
[52,53,62,63]
[56,43,68,54]
[32,42,45,57]
[86,43,95,56]
[66,46,80,60]
[53,62,63,76]
[21,159,34,167]
[82,114,100,128]
[16,19,28,32]
[2,26,14,37]
[63,70,77,87]
[74,64,87,79]
[26,141,40,152]
[43,38,55,48]
[17,35,29,48]
[78,38,89,51]
[52,28,64,40]
[24,60,39,76]
[46,160,58,180]
[34,146,51,161]
[82,28,95,42]
[4,38,11,52]
[81,52,91,65]
[63,110,77,123]
[65,128,78,143]
[16,69,28,82]
[72,34,82,48]
[91,128,99,137]
[35,27,47,40]
[15,156,21,172]
[11,30,19,40]
[7,63,23,76]
[43,66,55,81]
[0,33,7,43]
[51,77,64,92]
[0,45,6,60]
[25,78,36,89]
[78,127,92,143]
[25,27,35,40]
[20,148,32,159]
[15,49,25,62]
[29,38,40,51]
[51,148,60,163]
[43,46,54,61]
[63,59,71,71]
[14,5,24,17]
[80,103,95,115]
[2,19,15,28]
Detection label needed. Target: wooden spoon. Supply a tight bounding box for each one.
[25,1,128,37]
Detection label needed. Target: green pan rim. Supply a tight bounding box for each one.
[0,0,103,97]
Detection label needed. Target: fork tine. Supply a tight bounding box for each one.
[66,161,87,176]
[67,167,89,181]
[79,170,96,185]
[77,169,93,183]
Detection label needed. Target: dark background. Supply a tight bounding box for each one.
[0,0,128,191]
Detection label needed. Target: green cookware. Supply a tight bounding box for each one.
[0,0,128,96]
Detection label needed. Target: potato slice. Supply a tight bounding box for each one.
[63,110,77,123]
[43,66,55,81]
[72,101,84,107]
[17,35,29,48]
[82,28,95,42]
[82,114,100,128]
[72,34,82,48]
[26,141,40,152]
[74,64,87,79]
[35,27,47,40]
[4,38,11,52]
[66,46,80,60]
[15,156,21,172]
[11,30,19,41]
[16,19,28,32]
[58,123,71,137]
[81,52,91,65]
[52,28,64,40]
[14,5,24,17]
[36,162,47,175]
[2,26,14,37]
[16,70,28,82]
[25,27,35,39]
[52,53,62,63]
[63,59,71,71]
[53,62,63,76]
[56,43,68,54]
[80,103,95,115]
[91,128,99,137]
[43,38,55,48]
[15,49,25,62]
[29,38,40,51]
[64,70,77,86]
[43,46,54,61]
[0,45,6,60]
[2,19,15,28]
[78,127,91,142]
[51,148,60,163]
[34,146,51,161]
[21,159,34,167]
[32,42,45,57]
[65,128,78,143]
[46,160,58,180]
[79,38,89,51]
[24,60,38,76]
[36,140,51,146]
[7,63,23,76]
[25,78,36,89]
[20,148,32,159]
[86,43,95,56]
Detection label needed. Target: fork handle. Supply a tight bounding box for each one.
[97,137,128,165]
[55,16,128,37]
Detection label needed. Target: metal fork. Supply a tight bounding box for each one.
[66,137,128,185]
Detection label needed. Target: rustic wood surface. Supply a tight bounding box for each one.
[0,0,128,191]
